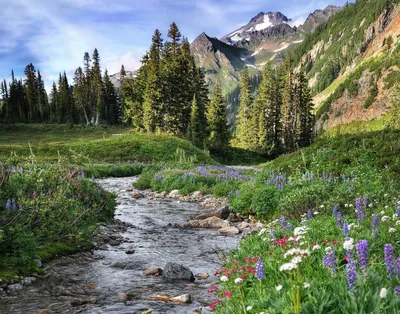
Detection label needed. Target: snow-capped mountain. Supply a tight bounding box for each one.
[221,12,294,45]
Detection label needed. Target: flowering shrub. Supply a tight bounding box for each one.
[208,199,400,313]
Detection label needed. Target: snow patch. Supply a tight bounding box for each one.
[230,34,242,42]
[250,14,273,31]
[293,40,304,44]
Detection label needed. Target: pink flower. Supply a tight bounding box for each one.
[251,257,257,263]
[224,291,232,298]
[212,285,218,291]
[238,266,243,271]
[233,259,238,264]
[245,257,250,263]
[210,304,215,310]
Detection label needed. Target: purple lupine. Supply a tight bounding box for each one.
[337,212,343,229]
[355,198,365,221]
[343,221,349,236]
[371,214,379,238]
[279,216,287,229]
[228,190,233,197]
[356,240,368,276]
[235,190,240,197]
[5,199,11,210]
[255,257,265,280]
[333,205,338,217]
[395,286,400,298]
[307,209,312,220]
[396,256,400,275]
[11,199,16,210]
[323,248,336,274]
[346,254,357,292]
[396,200,400,218]
[384,244,395,278]
[91,175,95,181]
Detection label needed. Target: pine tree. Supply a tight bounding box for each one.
[254,62,278,155]
[37,70,49,122]
[120,64,126,78]
[296,69,314,147]
[234,66,254,149]
[189,95,204,148]
[168,22,182,55]
[73,67,89,124]
[206,82,230,150]
[49,82,59,123]
[103,69,119,124]
[281,55,296,152]
[91,48,103,125]
[24,63,38,122]
[143,29,163,132]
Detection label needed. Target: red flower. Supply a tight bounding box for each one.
[224,291,232,298]
[323,239,328,243]
[343,256,348,261]
[312,242,317,247]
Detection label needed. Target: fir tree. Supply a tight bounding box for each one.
[143,29,163,132]
[91,48,103,124]
[189,95,204,148]
[103,69,118,124]
[206,82,230,150]
[120,64,126,77]
[234,66,254,149]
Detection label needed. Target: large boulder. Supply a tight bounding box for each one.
[185,216,230,229]
[162,263,195,281]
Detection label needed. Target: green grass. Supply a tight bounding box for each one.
[0,124,215,165]
[0,160,116,283]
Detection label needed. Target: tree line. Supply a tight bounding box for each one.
[120,22,229,151]
[233,56,314,155]
[0,49,121,125]
[0,21,314,156]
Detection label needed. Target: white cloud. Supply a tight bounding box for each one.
[104,51,142,75]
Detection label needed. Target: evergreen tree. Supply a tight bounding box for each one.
[24,63,38,122]
[206,82,230,150]
[103,69,118,124]
[37,70,49,122]
[143,29,163,132]
[189,95,205,148]
[49,82,59,123]
[254,62,279,155]
[73,67,89,124]
[120,64,126,78]
[281,55,296,152]
[91,48,103,124]
[234,66,254,149]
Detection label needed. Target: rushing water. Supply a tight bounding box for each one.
[0,177,239,314]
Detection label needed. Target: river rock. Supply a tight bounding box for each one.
[220,206,231,220]
[169,190,180,197]
[21,277,36,286]
[126,186,134,192]
[218,226,240,235]
[195,273,209,279]
[144,268,163,276]
[171,294,191,303]
[162,263,195,281]
[6,283,23,295]
[191,191,204,199]
[185,216,230,229]
[131,192,144,199]
[238,221,250,229]
[125,249,135,254]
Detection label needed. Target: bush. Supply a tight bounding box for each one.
[250,185,279,219]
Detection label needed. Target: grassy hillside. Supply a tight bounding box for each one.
[0,124,215,165]
[293,0,400,94]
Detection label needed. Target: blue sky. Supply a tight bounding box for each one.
[0,0,348,89]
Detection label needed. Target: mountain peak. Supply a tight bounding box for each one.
[300,5,342,32]
[249,11,290,26]
[191,32,216,52]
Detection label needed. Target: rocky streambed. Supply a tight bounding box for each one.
[0,176,255,314]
